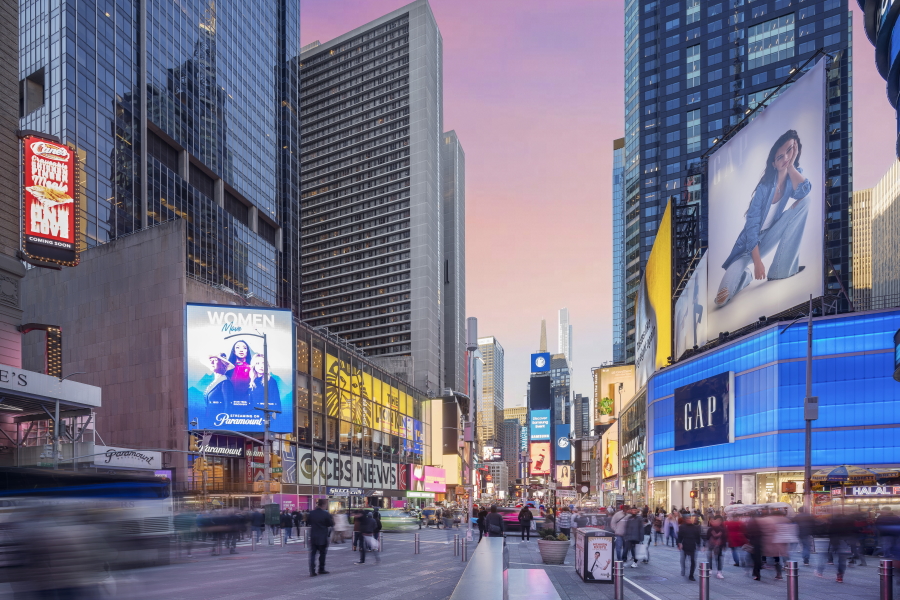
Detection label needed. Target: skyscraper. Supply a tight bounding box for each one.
[611,138,626,364]
[550,353,571,426]
[477,336,504,445]
[442,131,466,394]
[572,392,592,438]
[851,188,872,307]
[539,318,548,352]
[298,0,451,395]
[501,418,521,486]
[19,0,301,311]
[558,308,572,366]
[620,0,852,362]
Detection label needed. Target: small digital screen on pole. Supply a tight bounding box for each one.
[530,376,551,411]
[185,304,294,433]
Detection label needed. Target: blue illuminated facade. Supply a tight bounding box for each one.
[645,308,900,508]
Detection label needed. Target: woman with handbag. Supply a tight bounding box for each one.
[484,505,505,538]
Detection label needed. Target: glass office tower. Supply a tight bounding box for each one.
[620,0,852,362]
[611,137,626,364]
[19,0,301,310]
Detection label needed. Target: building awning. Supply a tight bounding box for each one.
[0,364,101,422]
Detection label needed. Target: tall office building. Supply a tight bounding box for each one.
[20,0,301,311]
[611,138,626,364]
[558,308,572,365]
[501,418,521,485]
[852,188,872,307]
[477,336,504,445]
[442,131,466,394]
[620,0,852,361]
[856,161,900,303]
[298,0,449,395]
[550,353,570,426]
[572,392,591,438]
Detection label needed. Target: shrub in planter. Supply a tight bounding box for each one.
[537,529,570,565]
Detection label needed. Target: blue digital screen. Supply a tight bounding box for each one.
[530,410,551,440]
[531,353,551,373]
[555,423,571,461]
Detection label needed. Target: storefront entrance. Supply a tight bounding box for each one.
[670,478,721,513]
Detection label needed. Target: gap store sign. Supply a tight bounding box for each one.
[530,410,551,440]
[674,372,734,452]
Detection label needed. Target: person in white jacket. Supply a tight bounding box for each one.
[610,506,630,561]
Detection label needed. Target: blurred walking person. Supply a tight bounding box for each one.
[307,499,334,576]
[280,510,293,542]
[557,508,573,539]
[817,513,853,583]
[677,515,702,581]
[664,510,679,547]
[484,505,505,538]
[356,510,381,565]
[518,505,534,542]
[876,507,900,559]
[793,507,816,566]
[622,507,643,568]
[759,509,794,580]
[706,515,727,579]
[724,513,747,567]
[745,515,764,581]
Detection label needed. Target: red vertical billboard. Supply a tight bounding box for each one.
[21,135,79,266]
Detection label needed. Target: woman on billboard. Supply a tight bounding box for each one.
[204,353,234,420]
[714,130,811,307]
[227,340,255,400]
[248,353,282,416]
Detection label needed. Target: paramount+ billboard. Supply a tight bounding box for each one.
[186,304,294,433]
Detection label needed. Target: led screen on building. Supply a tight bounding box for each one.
[635,201,672,389]
[186,304,294,433]
[21,135,80,266]
[674,371,735,451]
[530,409,551,440]
[530,375,552,410]
[674,254,709,360]
[601,426,618,480]
[707,60,825,337]
[555,423,571,461]
[529,442,551,476]
[531,352,551,373]
[423,466,446,492]
[556,464,572,487]
[594,365,635,425]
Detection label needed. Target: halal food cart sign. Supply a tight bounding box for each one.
[21,135,79,266]
[844,486,900,496]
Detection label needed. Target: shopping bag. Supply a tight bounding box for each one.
[365,535,380,551]
[530,520,537,531]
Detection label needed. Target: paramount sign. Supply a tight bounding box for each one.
[93,445,162,470]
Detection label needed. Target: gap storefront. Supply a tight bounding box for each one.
[646,308,900,514]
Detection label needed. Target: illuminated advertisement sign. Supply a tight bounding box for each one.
[556,464,572,487]
[295,450,408,489]
[674,254,708,360]
[555,423,571,461]
[21,135,80,266]
[707,61,824,339]
[594,365,635,424]
[601,427,618,479]
[423,466,447,492]
[186,304,294,433]
[529,442,551,476]
[635,201,672,388]
[529,375,552,410]
[530,409,551,440]
[531,352,551,373]
[674,372,735,451]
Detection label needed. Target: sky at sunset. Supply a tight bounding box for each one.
[301,0,897,408]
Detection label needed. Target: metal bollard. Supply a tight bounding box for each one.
[304,527,311,549]
[454,534,460,556]
[613,561,624,600]
[414,533,420,554]
[786,561,799,600]
[699,562,710,600]
[461,539,468,562]
[881,559,894,600]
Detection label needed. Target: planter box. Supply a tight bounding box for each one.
[538,539,570,565]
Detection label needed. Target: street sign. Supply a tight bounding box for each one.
[272,467,283,474]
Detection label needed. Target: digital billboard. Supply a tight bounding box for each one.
[555,423,571,461]
[707,60,825,338]
[601,426,618,480]
[21,135,80,266]
[530,409,551,440]
[186,304,294,433]
[483,446,495,461]
[593,365,635,425]
[635,201,672,389]
[529,442,551,476]
[529,375,552,410]
[674,372,735,451]
[423,466,447,492]
[531,352,551,373]
[556,464,571,487]
[674,254,709,360]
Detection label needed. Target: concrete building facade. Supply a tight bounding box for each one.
[477,336,504,446]
[442,131,466,394]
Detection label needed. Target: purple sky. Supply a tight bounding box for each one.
[301,1,896,407]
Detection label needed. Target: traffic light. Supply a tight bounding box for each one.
[194,457,209,472]
[189,434,200,452]
[689,489,697,499]
[270,453,282,469]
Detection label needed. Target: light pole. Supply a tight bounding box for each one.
[779,295,816,514]
[224,330,279,505]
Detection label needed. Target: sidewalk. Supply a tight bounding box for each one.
[506,533,895,600]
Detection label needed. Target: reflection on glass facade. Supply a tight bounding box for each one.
[648,309,900,478]
[19,0,300,310]
[612,137,626,364]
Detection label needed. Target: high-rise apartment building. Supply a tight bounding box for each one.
[442,131,466,394]
[477,336,504,445]
[619,0,852,361]
[298,0,450,395]
[611,138,626,364]
[550,353,570,426]
[558,308,572,366]
[20,0,301,311]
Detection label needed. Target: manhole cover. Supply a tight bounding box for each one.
[634,576,668,582]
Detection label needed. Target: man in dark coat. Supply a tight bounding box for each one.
[307,499,334,576]
[355,511,381,565]
[372,506,383,541]
[677,515,702,581]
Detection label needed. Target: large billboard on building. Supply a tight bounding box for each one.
[529,442,551,476]
[635,201,672,389]
[529,375,552,410]
[674,371,735,451]
[594,365,635,425]
[530,409,551,440]
[556,464,572,487]
[674,254,709,360]
[555,423,571,461]
[21,135,80,266]
[707,60,825,337]
[186,304,294,433]
[423,466,447,492]
[601,425,618,480]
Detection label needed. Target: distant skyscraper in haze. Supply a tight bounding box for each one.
[550,353,570,426]
[558,308,572,366]
[298,0,452,394]
[611,137,626,364]
[442,131,466,393]
[539,319,548,352]
[478,336,505,445]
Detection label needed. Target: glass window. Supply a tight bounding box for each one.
[748,14,795,69]
[686,45,700,88]
[686,109,701,153]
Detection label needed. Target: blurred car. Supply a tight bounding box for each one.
[376,509,420,532]
[496,507,544,533]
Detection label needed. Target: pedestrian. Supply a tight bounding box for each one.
[417,509,425,530]
[484,505,505,537]
[442,508,454,543]
[280,510,293,541]
[652,510,664,546]
[518,505,534,542]
[333,510,350,544]
[356,510,381,565]
[477,506,488,542]
[876,506,900,559]
[250,508,264,543]
[664,510,679,547]
[706,515,727,579]
[759,509,792,580]
[817,513,853,583]
[610,505,630,560]
[174,510,197,558]
[677,515,702,581]
[372,506,383,544]
[745,515,764,581]
[352,509,362,551]
[641,510,652,563]
[292,510,302,538]
[724,512,746,567]
[557,508,573,539]
[793,507,816,566]
[623,507,643,568]
[307,498,334,577]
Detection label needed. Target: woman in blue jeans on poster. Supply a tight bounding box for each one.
[715,130,811,308]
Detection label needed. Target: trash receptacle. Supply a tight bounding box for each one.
[574,527,615,583]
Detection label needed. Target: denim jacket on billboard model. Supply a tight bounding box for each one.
[721,167,811,270]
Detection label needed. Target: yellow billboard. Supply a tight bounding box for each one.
[635,201,672,388]
[593,365,635,425]
[601,426,619,480]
